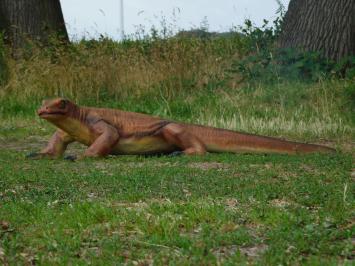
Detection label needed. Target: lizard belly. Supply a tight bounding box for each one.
[113,136,175,155]
[72,131,95,146]
[57,118,95,146]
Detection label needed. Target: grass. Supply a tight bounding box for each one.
[0,36,240,103]
[0,30,354,264]
[0,85,354,264]
[0,150,354,265]
[1,79,353,145]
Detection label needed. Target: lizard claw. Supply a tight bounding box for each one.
[64,155,77,162]
[26,152,43,159]
[169,151,184,157]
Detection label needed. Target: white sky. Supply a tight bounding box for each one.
[60,0,290,40]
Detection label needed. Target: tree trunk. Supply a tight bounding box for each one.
[279,0,355,62]
[0,0,68,49]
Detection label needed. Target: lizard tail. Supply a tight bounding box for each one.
[187,125,336,155]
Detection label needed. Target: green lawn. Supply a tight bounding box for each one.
[0,130,353,265]
[0,78,354,265]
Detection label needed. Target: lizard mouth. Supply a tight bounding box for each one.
[38,111,65,118]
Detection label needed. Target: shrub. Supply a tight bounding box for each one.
[227,1,355,84]
[0,31,9,86]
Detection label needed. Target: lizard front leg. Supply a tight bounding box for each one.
[82,120,120,158]
[28,129,74,159]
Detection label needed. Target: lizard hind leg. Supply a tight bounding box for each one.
[161,123,206,155]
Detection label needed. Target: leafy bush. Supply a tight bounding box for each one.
[232,48,338,83]
[228,3,355,84]
[343,80,355,120]
[0,31,9,86]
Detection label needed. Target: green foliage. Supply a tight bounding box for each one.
[238,1,284,55]
[343,81,355,121]
[0,31,9,86]
[229,7,355,84]
[233,48,337,83]
[333,56,355,79]
[238,18,281,55]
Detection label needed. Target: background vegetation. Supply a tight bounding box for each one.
[0,21,354,142]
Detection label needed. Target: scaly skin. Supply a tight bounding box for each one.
[31,98,335,159]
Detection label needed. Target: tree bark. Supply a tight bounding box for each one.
[0,0,68,49]
[279,0,355,62]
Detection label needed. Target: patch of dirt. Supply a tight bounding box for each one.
[211,245,238,260]
[315,140,354,154]
[269,198,293,208]
[188,162,230,171]
[91,162,178,171]
[212,244,268,260]
[240,244,268,258]
[0,136,46,152]
[125,162,177,168]
[224,198,239,210]
[110,201,149,210]
[109,198,175,210]
[299,164,327,176]
[0,221,9,230]
[0,136,85,154]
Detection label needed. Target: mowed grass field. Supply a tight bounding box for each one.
[0,144,353,265]
[0,86,354,265]
[0,145,354,265]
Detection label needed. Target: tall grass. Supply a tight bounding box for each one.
[0,28,353,142]
[0,35,241,104]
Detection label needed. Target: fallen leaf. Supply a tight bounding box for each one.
[221,222,239,232]
[0,221,9,230]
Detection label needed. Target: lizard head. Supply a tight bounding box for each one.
[37,98,75,121]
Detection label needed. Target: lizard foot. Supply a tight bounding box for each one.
[64,155,77,162]
[169,151,184,157]
[26,152,41,159]
[26,152,51,159]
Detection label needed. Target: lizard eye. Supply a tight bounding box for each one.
[59,99,67,109]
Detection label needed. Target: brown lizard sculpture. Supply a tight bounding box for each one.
[29,98,335,160]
